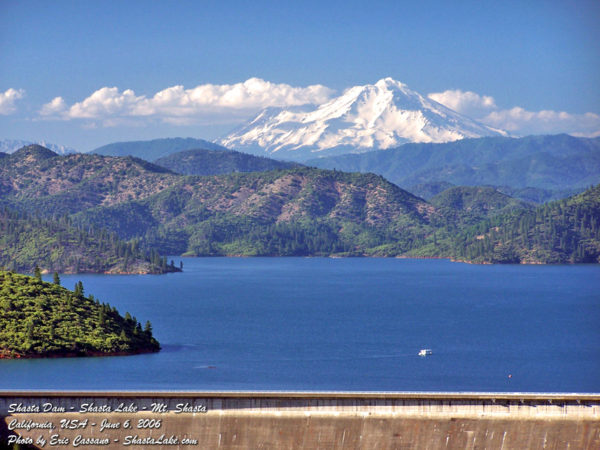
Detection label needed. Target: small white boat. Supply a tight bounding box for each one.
[418,349,433,356]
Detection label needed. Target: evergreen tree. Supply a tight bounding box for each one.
[74,281,84,297]
[53,271,61,285]
[34,265,42,281]
[144,320,153,336]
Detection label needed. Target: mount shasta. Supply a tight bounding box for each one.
[219,78,505,161]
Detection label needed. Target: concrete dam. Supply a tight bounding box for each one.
[1,391,599,449]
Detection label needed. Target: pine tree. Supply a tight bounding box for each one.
[34,265,42,281]
[144,320,153,336]
[53,271,60,285]
[74,281,84,297]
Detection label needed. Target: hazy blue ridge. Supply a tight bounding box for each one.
[91,137,230,161]
[153,148,299,175]
[306,134,600,200]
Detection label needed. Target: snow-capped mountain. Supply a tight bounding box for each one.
[219,78,505,161]
[0,139,77,155]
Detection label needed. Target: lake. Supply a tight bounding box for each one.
[2,258,599,392]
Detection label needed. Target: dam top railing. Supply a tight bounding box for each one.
[1,391,599,401]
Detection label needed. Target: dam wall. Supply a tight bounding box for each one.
[1,392,599,449]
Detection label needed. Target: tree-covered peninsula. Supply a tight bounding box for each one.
[0,270,160,358]
[0,208,180,274]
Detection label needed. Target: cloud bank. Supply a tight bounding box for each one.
[37,80,599,138]
[40,78,334,126]
[428,89,497,118]
[428,89,600,138]
[0,88,25,115]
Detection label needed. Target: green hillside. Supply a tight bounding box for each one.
[73,167,437,257]
[0,270,159,358]
[153,148,298,175]
[2,144,598,264]
[451,184,600,263]
[431,186,533,227]
[1,145,438,257]
[0,208,179,274]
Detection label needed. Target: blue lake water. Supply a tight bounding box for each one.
[2,258,599,392]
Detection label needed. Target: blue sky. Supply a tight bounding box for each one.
[1,0,598,151]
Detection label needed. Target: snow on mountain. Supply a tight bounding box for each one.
[0,139,77,155]
[219,78,506,161]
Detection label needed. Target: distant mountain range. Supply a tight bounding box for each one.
[6,131,598,206]
[0,139,77,155]
[219,78,504,161]
[92,137,229,160]
[308,134,600,203]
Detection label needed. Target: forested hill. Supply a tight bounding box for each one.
[0,208,180,274]
[0,144,177,215]
[74,167,437,257]
[1,144,437,257]
[0,270,160,358]
[451,184,600,263]
[2,144,598,264]
[430,186,533,226]
[153,148,299,175]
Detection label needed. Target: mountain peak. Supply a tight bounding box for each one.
[11,144,59,160]
[91,137,230,161]
[219,79,504,161]
[0,139,76,155]
[374,77,406,89]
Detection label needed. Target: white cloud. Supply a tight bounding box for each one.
[482,107,600,137]
[37,80,600,137]
[0,88,25,114]
[428,89,496,117]
[39,78,334,126]
[39,96,67,116]
[428,89,600,138]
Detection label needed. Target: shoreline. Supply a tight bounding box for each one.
[0,347,160,360]
[175,253,598,266]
